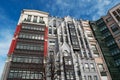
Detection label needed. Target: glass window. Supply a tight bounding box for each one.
[32,35,35,39]
[33,16,37,23]
[106,17,112,22]
[117,8,120,14]
[88,76,92,80]
[90,63,95,71]
[41,35,44,40]
[112,11,120,21]
[87,33,93,37]
[26,73,30,79]
[16,44,20,49]
[65,59,72,65]
[35,35,38,39]
[39,17,44,24]
[39,17,43,21]
[38,36,41,40]
[94,76,98,80]
[54,29,57,34]
[8,72,14,78]
[34,73,38,79]
[85,63,89,72]
[19,34,23,38]
[30,46,34,50]
[84,76,87,80]
[22,34,26,38]
[38,73,42,79]
[22,71,26,79]
[26,35,29,39]
[110,24,119,32]
[98,64,104,71]
[91,45,97,51]
[27,15,32,22]
[49,28,52,34]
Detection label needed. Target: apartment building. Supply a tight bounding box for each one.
[2,3,120,80]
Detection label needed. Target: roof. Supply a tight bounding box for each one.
[22,9,49,15]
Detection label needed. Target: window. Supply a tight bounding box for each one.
[68,24,74,28]
[91,45,97,52]
[87,33,93,37]
[8,72,14,78]
[53,20,56,27]
[71,32,76,36]
[54,29,57,34]
[49,28,52,34]
[106,39,115,46]
[106,17,112,22]
[39,17,43,21]
[65,59,72,65]
[94,52,99,57]
[116,8,120,15]
[39,17,44,24]
[98,64,104,71]
[66,72,74,79]
[84,76,87,80]
[90,63,95,71]
[88,75,92,80]
[112,11,120,21]
[85,63,89,72]
[33,16,37,23]
[110,24,119,33]
[94,76,98,80]
[111,48,120,55]
[18,33,44,40]
[27,15,32,22]
[16,44,43,51]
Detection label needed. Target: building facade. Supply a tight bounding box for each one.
[89,3,120,80]
[1,3,120,80]
[1,10,49,80]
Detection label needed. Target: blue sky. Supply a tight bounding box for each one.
[0,0,120,78]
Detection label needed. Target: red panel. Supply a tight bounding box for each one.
[44,27,48,57]
[8,24,21,55]
[14,24,21,37]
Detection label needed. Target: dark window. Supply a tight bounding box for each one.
[27,15,32,22]
[33,16,37,23]
[54,29,57,34]
[110,24,119,32]
[84,76,87,80]
[112,11,120,21]
[116,8,120,15]
[53,20,56,27]
[87,33,93,37]
[66,72,74,79]
[90,63,95,71]
[106,17,112,22]
[94,76,98,80]
[88,75,92,80]
[64,59,72,65]
[49,28,52,34]
[39,17,44,24]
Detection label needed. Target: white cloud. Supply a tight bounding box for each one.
[0,7,15,78]
[45,0,120,20]
[0,29,13,78]
[92,0,120,20]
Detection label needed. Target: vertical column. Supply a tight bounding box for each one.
[44,27,48,57]
[43,27,48,80]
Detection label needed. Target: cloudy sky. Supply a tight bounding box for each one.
[0,0,120,78]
